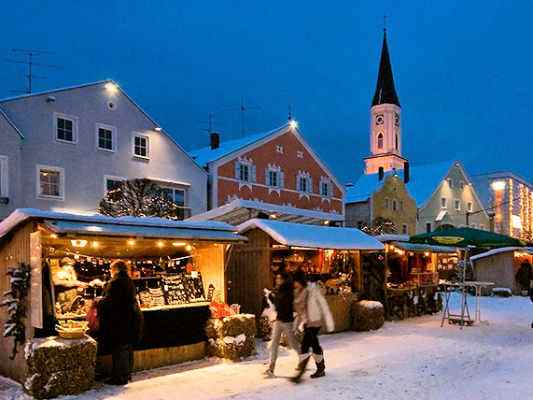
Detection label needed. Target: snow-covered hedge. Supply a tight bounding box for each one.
[351,300,385,332]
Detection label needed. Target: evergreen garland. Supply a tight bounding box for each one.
[361,217,397,236]
[1,263,30,359]
[98,178,182,219]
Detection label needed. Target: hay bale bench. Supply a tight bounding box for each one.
[24,335,97,399]
[351,300,385,332]
[206,314,256,361]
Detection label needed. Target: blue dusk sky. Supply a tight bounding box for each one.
[1,1,531,183]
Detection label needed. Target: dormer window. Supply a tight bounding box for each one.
[377,133,384,150]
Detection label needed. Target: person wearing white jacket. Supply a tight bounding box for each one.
[291,274,334,383]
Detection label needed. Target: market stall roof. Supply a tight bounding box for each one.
[0,208,246,243]
[375,234,410,243]
[391,241,459,254]
[237,218,384,250]
[470,247,533,262]
[410,226,525,248]
[187,198,344,225]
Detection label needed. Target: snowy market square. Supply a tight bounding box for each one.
[2,293,532,400]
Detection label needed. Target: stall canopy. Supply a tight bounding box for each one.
[470,246,533,262]
[391,241,458,254]
[238,218,384,250]
[410,226,525,248]
[0,208,246,243]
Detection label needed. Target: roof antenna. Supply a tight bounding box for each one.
[239,97,261,136]
[288,104,293,121]
[5,48,61,94]
[383,15,388,32]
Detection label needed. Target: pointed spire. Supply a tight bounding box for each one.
[372,29,400,107]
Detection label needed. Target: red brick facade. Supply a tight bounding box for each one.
[213,130,343,214]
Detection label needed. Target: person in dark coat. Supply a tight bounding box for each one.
[264,272,300,377]
[100,260,142,385]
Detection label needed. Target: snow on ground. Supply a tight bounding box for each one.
[2,294,533,400]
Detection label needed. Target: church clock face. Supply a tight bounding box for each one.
[375,114,384,126]
[394,112,400,127]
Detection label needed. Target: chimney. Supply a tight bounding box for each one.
[403,161,410,184]
[210,132,220,150]
[378,167,384,181]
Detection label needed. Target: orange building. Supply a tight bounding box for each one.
[189,122,344,225]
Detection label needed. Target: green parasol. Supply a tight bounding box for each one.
[410,226,525,248]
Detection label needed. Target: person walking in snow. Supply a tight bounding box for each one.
[264,272,301,377]
[291,274,334,383]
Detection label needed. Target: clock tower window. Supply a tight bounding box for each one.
[377,133,384,150]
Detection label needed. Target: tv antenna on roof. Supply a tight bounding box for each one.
[5,48,62,94]
[239,96,261,136]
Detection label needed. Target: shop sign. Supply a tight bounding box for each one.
[432,236,464,245]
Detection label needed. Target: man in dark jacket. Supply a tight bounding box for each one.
[264,272,300,377]
[100,260,142,385]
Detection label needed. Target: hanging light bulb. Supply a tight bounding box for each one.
[185,244,193,252]
[71,239,88,248]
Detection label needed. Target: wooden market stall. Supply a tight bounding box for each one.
[227,218,384,333]
[382,241,459,320]
[0,208,246,395]
[471,247,533,295]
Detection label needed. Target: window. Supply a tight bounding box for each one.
[276,145,284,154]
[384,198,390,209]
[133,134,149,158]
[454,199,461,211]
[441,197,447,209]
[447,178,453,188]
[54,113,77,143]
[161,187,186,207]
[235,158,255,185]
[104,176,125,193]
[320,177,332,198]
[296,151,304,159]
[426,222,432,233]
[402,224,408,234]
[37,165,64,200]
[395,134,399,151]
[467,202,473,212]
[296,171,312,195]
[399,200,404,211]
[459,181,465,190]
[377,133,384,149]
[392,199,398,211]
[96,124,117,151]
[268,170,278,187]
[0,156,8,197]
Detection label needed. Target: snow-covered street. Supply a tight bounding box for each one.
[2,294,533,400]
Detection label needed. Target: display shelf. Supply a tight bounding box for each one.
[140,301,210,312]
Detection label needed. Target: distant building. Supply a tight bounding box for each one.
[0,81,207,218]
[347,161,489,234]
[345,173,417,235]
[472,172,533,240]
[188,122,344,225]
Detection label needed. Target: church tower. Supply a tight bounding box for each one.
[364,29,407,175]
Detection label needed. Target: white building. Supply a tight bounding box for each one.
[0,80,207,219]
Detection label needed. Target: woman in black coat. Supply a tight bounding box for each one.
[100,260,143,385]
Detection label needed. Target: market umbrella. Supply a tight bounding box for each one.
[410,226,526,248]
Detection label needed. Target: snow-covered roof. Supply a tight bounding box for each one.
[237,218,384,250]
[470,246,533,262]
[189,124,288,166]
[346,160,453,207]
[375,234,410,243]
[392,241,459,254]
[187,198,344,224]
[0,208,244,242]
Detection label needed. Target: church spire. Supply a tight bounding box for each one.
[371,29,400,107]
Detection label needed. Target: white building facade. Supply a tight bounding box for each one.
[0,81,207,219]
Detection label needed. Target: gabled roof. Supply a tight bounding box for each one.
[0,80,205,173]
[372,30,400,107]
[190,124,287,166]
[346,160,454,207]
[189,122,344,193]
[0,107,24,139]
[237,218,384,250]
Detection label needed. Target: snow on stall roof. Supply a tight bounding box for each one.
[346,160,453,207]
[470,246,533,262]
[375,234,410,243]
[0,208,239,240]
[237,218,384,250]
[187,198,344,222]
[189,124,289,166]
